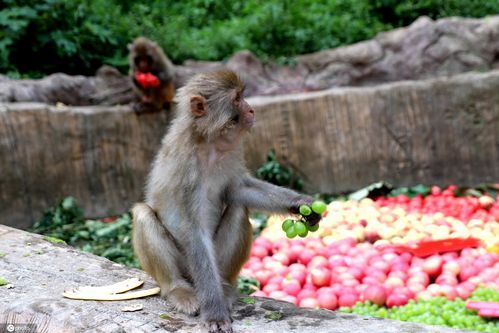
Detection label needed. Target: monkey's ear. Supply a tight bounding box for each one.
[190,95,207,117]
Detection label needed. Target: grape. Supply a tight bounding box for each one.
[306,222,319,232]
[285,224,298,238]
[294,221,308,237]
[299,205,312,216]
[311,201,327,214]
[281,219,294,232]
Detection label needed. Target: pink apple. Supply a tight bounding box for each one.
[250,245,269,259]
[251,290,267,297]
[298,249,316,266]
[338,293,359,307]
[309,256,329,269]
[282,295,298,305]
[407,283,425,294]
[329,255,347,267]
[272,252,290,266]
[253,237,273,251]
[267,276,284,286]
[269,290,288,300]
[343,279,360,288]
[282,279,301,296]
[254,270,272,286]
[366,269,387,283]
[459,266,478,281]
[310,268,331,287]
[371,260,390,274]
[299,297,319,308]
[287,270,306,286]
[262,283,280,294]
[289,263,307,272]
[297,289,316,302]
[386,294,409,307]
[440,285,457,300]
[385,276,405,288]
[442,261,460,275]
[317,291,338,310]
[423,255,443,277]
[362,285,387,306]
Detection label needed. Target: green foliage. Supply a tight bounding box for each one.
[0,0,128,76]
[31,197,139,268]
[237,276,260,295]
[388,184,431,198]
[2,0,498,77]
[256,150,303,190]
[340,286,499,333]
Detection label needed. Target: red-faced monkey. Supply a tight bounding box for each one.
[132,70,321,333]
[128,37,175,113]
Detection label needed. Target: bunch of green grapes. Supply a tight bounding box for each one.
[281,201,327,238]
[340,287,499,333]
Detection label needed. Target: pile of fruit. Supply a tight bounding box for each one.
[263,187,499,248]
[243,185,499,331]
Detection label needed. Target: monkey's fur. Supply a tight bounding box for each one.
[128,37,175,112]
[132,70,320,333]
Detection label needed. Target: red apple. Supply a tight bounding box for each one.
[317,291,338,310]
[386,293,409,307]
[362,285,387,306]
[423,255,443,277]
[250,245,269,259]
[310,268,331,287]
[297,289,316,302]
[282,279,301,296]
[338,293,359,307]
[299,297,319,308]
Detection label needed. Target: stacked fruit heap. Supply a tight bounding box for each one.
[263,186,498,248]
[242,186,499,331]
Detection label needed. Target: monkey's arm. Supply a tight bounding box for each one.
[229,176,321,224]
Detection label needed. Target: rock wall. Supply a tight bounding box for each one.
[1,71,498,228]
[0,16,498,104]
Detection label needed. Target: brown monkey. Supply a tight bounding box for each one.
[132,70,320,333]
[128,37,175,113]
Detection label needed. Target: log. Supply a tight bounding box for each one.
[0,71,498,228]
[0,225,477,333]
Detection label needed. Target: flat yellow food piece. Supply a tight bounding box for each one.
[63,287,160,301]
[70,277,143,295]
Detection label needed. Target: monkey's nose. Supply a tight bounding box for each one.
[249,108,254,114]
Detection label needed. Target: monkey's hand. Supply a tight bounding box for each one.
[289,196,322,226]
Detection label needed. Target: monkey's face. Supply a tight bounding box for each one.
[232,91,254,130]
[135,55,152,73]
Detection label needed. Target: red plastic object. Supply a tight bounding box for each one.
[135,72,160,88]
[390,238,482,257]
[466,301,499,318]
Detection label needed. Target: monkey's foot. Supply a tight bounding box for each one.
[206,320,233,333]
[168,287,200,316]
[222,283,238,312]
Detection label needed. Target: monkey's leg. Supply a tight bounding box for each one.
[214,206,253,308]
[132,203,200,315]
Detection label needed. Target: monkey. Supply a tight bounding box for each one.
[132,70,321,333]
[128,37,175,113]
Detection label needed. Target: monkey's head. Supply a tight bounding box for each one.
[180,70,255,141]
[129,37,155,73]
